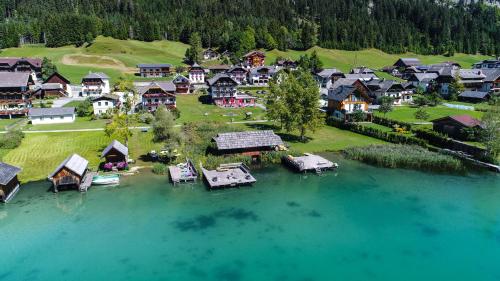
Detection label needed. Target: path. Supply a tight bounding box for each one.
[52,97,86,108]
[61,54,135,73]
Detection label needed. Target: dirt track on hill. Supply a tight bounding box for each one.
[61,54,135,73]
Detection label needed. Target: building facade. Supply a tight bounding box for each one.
[137,64,172,77]
[81,72,110,97]
[139,82,176,112]
[188,63,205,84]
[0,72,34,117]
[208,74,255,107]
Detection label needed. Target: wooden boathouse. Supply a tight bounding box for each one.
[49,154,94,192]
[0,162,22,203]
[201,163,256,189]
[169,159,198,184]
[212,130,285,159]
[102,140,129,164]
[283,153,338,174]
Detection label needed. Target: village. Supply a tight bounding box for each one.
[0,49,499,203]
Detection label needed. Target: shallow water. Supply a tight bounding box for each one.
[1,158,499,281]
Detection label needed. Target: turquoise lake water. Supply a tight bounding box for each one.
[1,157,500,281]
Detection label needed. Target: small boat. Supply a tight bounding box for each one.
[92,174,120,185]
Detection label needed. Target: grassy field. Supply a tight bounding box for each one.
[1,130,162,182]
[176,94,267,123]
[1,36,492,84]
[0,118,22,131]
[374,105,484,123]
[25,117,109,131]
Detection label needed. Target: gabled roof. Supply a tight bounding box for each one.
[344,73,378,80]
[189,63,204,71]
[28,107,75,117]
[83,72,109,80]
[137,63,172,68]
[102,140,128,158]
[482,69,500,82]
[350,67,375,74]
[330,78,358,90]
[208,65,231,71]
[328,85,359,101]
[207,74,238,86]
[49,154,88,178]
[173,75,190,84]
[316,68,343,78]
[92,94,120,102]
[0,57,42,68]
[0,162,21,186]
[227,66,247,73]
[432,115,483,128]
[459,69,486,80]
[394,58,422,67]
[408,72,438,82]
[243,50,265,58]
[250,66,277,75]
[0,72,31,88]
[44,72,71,84]
[138,81,176,95]
[41,83,64,90]
[458,91,490,99]
[213,130,284,151]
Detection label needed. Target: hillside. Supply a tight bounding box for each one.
[0,36,493,83]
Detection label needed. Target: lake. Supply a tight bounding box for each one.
[1,157,499,281]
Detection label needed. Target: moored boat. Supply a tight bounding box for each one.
[92,174,120,185]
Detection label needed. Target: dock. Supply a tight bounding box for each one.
[282,153,338,173]
[201,163,256,189]
[169,159,199,184]
[79,172,97,192]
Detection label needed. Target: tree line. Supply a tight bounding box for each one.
[0,0,499,56]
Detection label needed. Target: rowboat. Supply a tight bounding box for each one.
[92,174,120,185]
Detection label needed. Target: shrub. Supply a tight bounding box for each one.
[344,144,464,172]
[139,112,155,124]
[76,98,93,117]
[0,130,25,149]
[152,163,168,175]
[373,115,412,130]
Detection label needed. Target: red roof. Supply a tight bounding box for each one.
[243,50,265,58]
[441,115,483,128]
[0,57,42,68]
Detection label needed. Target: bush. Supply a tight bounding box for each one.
[0,130,25,149]
[152,163,168,175]
[76,98,93,117]
[139,112,155,124]
[344,144,464,172]
[373,115,412,130]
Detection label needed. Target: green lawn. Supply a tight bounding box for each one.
[0,118,23,131]
[176,94,267,124]
[375,105,484,124]
[63,100,85,108]
[1,130,161,182]
[25,117,109,131]
[359,122,393,132]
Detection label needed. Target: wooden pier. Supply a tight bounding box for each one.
[169,159,198,184]
[282,153,338,173]
[79,172,97,192]
[201,163,256,189]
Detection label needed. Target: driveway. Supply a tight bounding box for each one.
[52,97,86,108]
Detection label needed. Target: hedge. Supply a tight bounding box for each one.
[373,115,413,130]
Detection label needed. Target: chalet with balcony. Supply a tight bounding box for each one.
[243,51,265,68]
[366,79,412,105]
[315,68,345,89]
[203,48,220,60]
[138,81,176,112]
[208,65,231,75]
[137,64,172,77]
[0,162,22,203]
[188,63,206,84]
[35,72,72,98]
[275,59,298,71]
[0,72,34,117]
[328,84,372,121]
[173,75,191,94]
[227,66,248,84]
[0,57,42,79]
[81,72,110,97]
[459,69,486,91]
[481,69,500,93]
[249,66,277,85]
[407,72,438,90]
[427,64,458,96]
[473,59,500,69]
[208,74,255,107]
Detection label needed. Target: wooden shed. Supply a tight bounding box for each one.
[48,154,89,192]
[0,162,22,203]
[212,130,284,157]
[102,140,129,164]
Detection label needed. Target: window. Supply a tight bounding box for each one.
[60,116,64,120]
[98,102,101,106]
[105,102,108,106]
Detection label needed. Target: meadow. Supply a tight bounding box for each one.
[374,105,484,124]
[0,36,493,84]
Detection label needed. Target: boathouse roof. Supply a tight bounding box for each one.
[0,162,21,186]
[49,154,89,178]
[102,140,128,158]
[213,130,284,151]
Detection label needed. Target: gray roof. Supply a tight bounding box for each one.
[28,107,75,117]
[409,72,438,82]
[213,130,284,151]
[328,85,357,101]
[330,78,358,90]
[41,83,63,90]
[366,79,403,94]
[137,63,172,68]
[207,74,238,86]
[49,154,88,178]
[459,69,486,80]
[173,75,189,84]
[0,72,31,88]
[459,91,490,99]
[395,58,422,67]
[0,162,21,186]
[102,140,128,158]
[316,68,343,78]
[344,73,378,80]
[83,72,109,80]
[92,94,120,102]
[138,81,176,94]
[350,67,375,74]
[250,66,277,75]
[482,69,500,82]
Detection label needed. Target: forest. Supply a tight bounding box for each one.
[0,0,499,56]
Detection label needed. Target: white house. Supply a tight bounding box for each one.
[81,72,110,97]
[28,107,75,125]
[92,94,121,116]
[188,63,206,84]
[249,66,277,85]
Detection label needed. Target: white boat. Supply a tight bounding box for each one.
[92,174,120,185]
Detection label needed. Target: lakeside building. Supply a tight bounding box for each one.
[432,115,484,140]
[202,163,256,189]
[0,57,42,80]
[28,107,76,125]
[188,63,206,84]
[207,74,255,107]
[138,81,176,112]
[92,94,121,116]
[137,64,172,77]
[101,140,129,165]
[0,162,22,203]
[49,154,90,192]
[328,84,373,121]
[212,130,284,158]
[81,72,110,97]
[0,72,34,118]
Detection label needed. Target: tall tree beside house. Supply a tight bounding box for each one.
[414,107,430,121]
[297,51,323,73]
[105,113,133,147]
[184,32,202,64]
[114,78,138,114]
[480,106,500,163]
[266,70,322,141]
[41,57,58,80]
[449,73,465,101]
[378,96,394,117]
[300,20,319,50]
[264,33,278,50]
[152,105,181,144]
[238,27,257,56]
